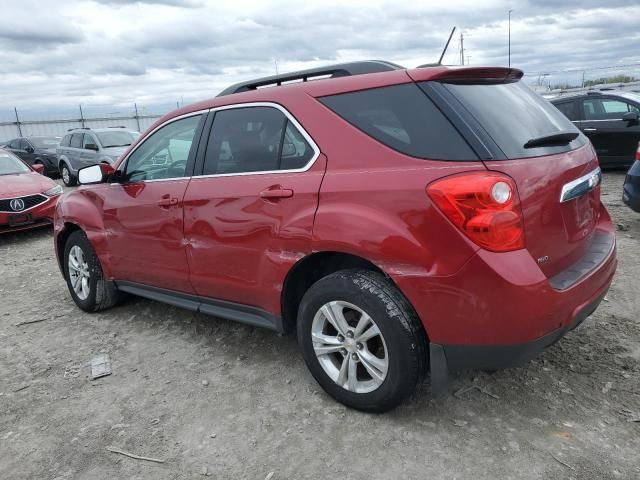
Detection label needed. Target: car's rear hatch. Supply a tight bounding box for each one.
[409,68,603,279]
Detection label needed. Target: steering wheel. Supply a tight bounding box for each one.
[167,159,187,177]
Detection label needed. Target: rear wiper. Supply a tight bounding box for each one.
[523,131,579,149]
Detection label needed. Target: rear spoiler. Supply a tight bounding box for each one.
[408,67,523,85]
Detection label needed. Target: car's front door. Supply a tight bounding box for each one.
[103,112,206,292]
[580,96,640,166]
[183,104,325,315]
[19,139,36,166]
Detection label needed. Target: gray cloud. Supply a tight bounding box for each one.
[92,0,203,7]
[0,0,639,118]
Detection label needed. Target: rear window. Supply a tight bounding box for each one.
[442,81,586,159]
[319,84,477,161]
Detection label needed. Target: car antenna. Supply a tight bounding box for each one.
[418,26,456,68]
[438,26,456,65]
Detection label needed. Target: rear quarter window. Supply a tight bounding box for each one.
[319,83,477,161]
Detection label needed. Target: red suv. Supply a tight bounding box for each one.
[54,62,617,412]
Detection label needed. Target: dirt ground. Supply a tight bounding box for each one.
[1,171,638,480]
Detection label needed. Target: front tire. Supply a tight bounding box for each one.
[63,230,119,312]
[297,270,427,413]
[60,163,77,186]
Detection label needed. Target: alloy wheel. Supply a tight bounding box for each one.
[311,300,388,394]
[68,245,90,300]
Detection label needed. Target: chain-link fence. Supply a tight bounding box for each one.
[0,103,180,142]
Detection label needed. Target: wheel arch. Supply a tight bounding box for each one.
[280,250,427,341]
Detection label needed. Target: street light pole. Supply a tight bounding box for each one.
[508,9,513,68]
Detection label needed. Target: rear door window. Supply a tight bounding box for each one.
[203,106,314,175]
[70,133,83,148]
[319,84,476,161]
[442,81,586,159]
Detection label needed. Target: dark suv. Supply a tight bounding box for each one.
[54,62,616,412]
[551,91,640,167]
[4,136,61,177]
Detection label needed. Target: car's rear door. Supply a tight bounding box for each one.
[103,112,206,292]
[183,104,325,317]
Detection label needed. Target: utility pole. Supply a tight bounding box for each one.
[508,9,513,68]
[460,32,465,66]
[79,104,85,128]
[274,59,279,75]
[14,107,22,136]
[134,103,142,132]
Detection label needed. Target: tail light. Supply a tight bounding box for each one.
[636,142,640,161]
[427,172,525,252]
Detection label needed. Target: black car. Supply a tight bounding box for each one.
[623,142,640,212]
[4,136,61,177]
[551,91,640,167]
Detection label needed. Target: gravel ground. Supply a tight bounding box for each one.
[1,172,638,480]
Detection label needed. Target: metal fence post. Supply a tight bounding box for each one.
[134,103,142,132]
[79,104,85,128]
[14,107,23,136]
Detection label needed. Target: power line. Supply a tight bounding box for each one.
[526,62,640,76]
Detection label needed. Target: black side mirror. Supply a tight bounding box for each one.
[622,111,639,124]
[85,143,99,151]
[25,146,34,153]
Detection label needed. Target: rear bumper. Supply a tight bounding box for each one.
[434,286,608,372]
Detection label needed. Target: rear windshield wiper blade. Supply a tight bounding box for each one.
[523,131,579,149]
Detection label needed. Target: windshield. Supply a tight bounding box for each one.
[442,81,586,159]
[96,131,137,148]
[30,136,61,148]
[0,151,31,175]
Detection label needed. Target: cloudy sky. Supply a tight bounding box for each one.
[1,0,639,117]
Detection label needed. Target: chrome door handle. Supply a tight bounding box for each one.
[583,128,597,132]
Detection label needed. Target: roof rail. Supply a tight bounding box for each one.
[67,127,92,131]
[108,125,127,128]
[217,60,404,97]
[586,91,602,96]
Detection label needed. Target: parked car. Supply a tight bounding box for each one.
[551,91,640,168]
[56,127,140,186]
[54,62,616,412]
[4,136,61,178]
[0,148,63,233]
[622,141,640,212]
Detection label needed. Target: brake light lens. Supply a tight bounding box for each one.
[427,172,525,252]
[636,142,640,161]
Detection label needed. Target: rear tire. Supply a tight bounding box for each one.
[60,163,77,186]
[297,269,427,413]
[63,230,119,312]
